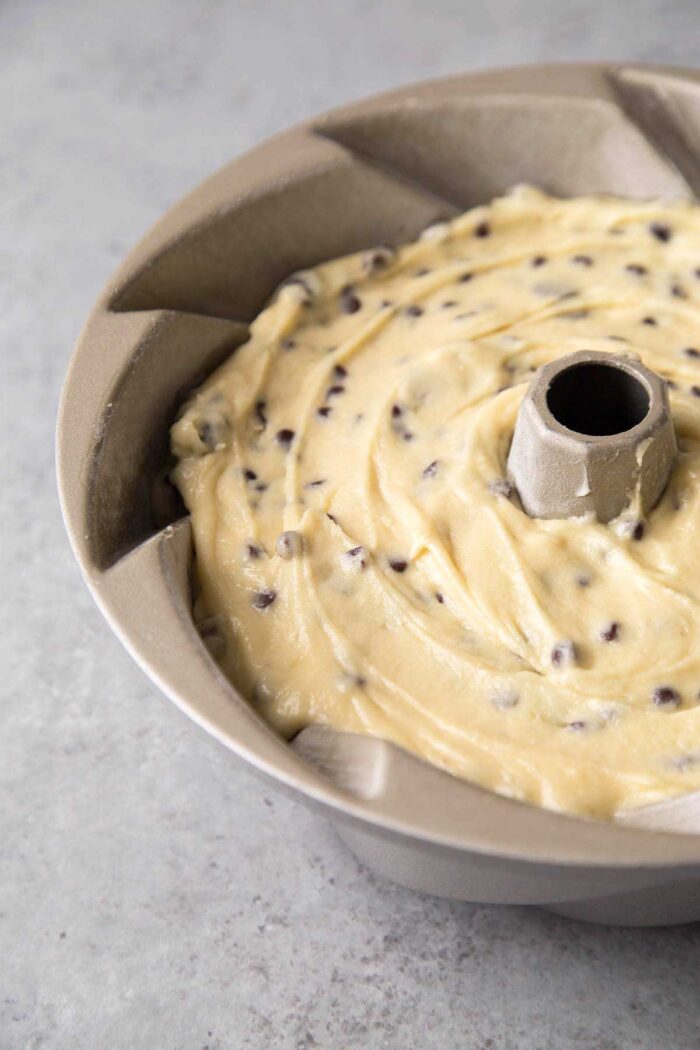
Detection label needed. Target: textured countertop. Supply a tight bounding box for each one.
[3,2,700,1047]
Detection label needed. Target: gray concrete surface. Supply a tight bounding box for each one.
[3,1,700,1047]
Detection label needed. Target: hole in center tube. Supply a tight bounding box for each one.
[546,362,650,437]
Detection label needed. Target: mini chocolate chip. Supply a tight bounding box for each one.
[402,431,414,442]
[342,546,369,572]
[255,483,267,492]
[683,347,700,358]
[405,304,424,317]
[282,337,296,350]
[576,574,592,588]
[254,400,268,428]
[333,363,348,379]
[531,255,547,267]
[340,287,362,314]
[244,468,257,482]
[475,221,491,238]
[695,268,700,279]
[572,254,593,266]
[389,559,408,573]
[671,283,688,299]
[625,263,647,275]
[551,640,578,668]
[415,267,431,277]
[442,300,458,308]
[458,272,473,283]
[631,521,645,541]
[252,590,276,610]
[362,246,395,276]
[391,404,403,419]
[691,385,700,397]
[652,685,681,708]
[488,479,514,499]
[276,428,295,447]
[305,479,325,488]
[642,316,657,326]
[435,592,445,604]
[326,385,345,398]
[246,543,262,559]
[422,460,438,478]
[566,720,587,732]
[317,406,332,418]
[276,531,303,559]
[650,222,672,243]
[195,421,217,449]
[599,621,621,643]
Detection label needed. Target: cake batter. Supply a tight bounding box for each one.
[171,187,700,819]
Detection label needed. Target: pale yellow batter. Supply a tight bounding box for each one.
[171,186,700,820]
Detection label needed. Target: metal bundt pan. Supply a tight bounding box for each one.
[57,63,700,926]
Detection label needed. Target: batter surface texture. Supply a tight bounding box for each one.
[172,187,700,819]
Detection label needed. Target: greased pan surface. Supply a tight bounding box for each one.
[57,64,700,924]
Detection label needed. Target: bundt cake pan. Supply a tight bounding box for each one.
[57,63,700,926]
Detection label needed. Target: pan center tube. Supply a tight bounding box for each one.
[506,350,677,523]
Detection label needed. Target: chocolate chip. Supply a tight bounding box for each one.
[576,574,592,588]
[572,255,593,267]
[642,316,657,326]
[691,386,700,398]
[402,431,414,442]
[625,263,647,275]
[389,559,408,573]
[333,363,348,379]
[650,222,672,243]
[254,400,268,428]
[415,267,431,277]
[475,221,491,238]
[276,428,295,447]
[255,483,267,492]
[458,272,473,283]
[317,406,332,419]
[252,590,276,610]
[276,531,303,559]
[652,685,681,708]
[435,592,445,604]
[244,468,258,482]
[551,640,578,668]
[326,385,345,398]
[341,546,369,572]
[531,255,547,267]
[442,300,458,308]
[599,621,621,643]
[391,404,403,419]
[631,521,645,541]
[422,460,439,478]
[282,337,296,350]
[305,479,325,488]
[404,304,424,317]
[683,347,700,358]
[488,479,514,499]
[340,286,362,314]
[362,245,395,276]
[671,283,688,299]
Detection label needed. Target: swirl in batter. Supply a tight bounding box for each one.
[171,187,700,819]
